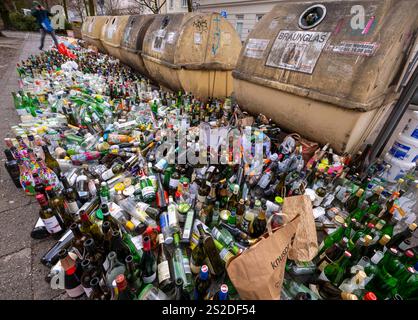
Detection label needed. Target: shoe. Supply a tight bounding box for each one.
[39,46,43,51]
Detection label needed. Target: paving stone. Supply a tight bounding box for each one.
[0,202,37,258]
[0,248,32,299]
[32,239,65,300]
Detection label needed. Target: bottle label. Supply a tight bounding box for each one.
[189,258,201,274]
[100,196,109,204]
[142,186,155,198]
[398,241,410,251]
[82,285,93,297]
[219,248,233,263]
[66,284,84,298]
[103,258,110,272]
[138,202,150,212]
[131,235,143,251]
[197,194,207,203]
[66,201,79,214]
[42,216,63,234]
[169,178,179,189]
[143,272,156,284]
[102,169,115,181]
[317,258,330,272]
[157,260,171,284]
[183,257,191,274]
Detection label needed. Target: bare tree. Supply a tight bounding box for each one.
[132,0,166,14]
[69,0,87,21]
[104,0,122,15]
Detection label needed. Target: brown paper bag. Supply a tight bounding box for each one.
[282,195,318,262]
[226,214,300,300]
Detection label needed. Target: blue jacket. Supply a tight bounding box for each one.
[31,9,53,29]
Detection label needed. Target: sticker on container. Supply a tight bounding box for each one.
[269,20,279,30]
[325,41,379,56]
[194,32,202,45]
[166,32,177,44]
[266,30,331,74]
[152,35,166,53]
[244,38,270,59]
[412,129,418,139]
[221,32,231,45]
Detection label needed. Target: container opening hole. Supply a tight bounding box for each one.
[299,4,327,30]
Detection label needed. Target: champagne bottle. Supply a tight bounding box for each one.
[58,249,85,298]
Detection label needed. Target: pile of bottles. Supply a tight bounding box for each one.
[3,39,417,300]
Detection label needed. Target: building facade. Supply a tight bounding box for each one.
[197,0,284,41]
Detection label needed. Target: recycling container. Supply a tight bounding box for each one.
[232,0,418,153]
[142,13,242,100]
[120,14,156,79]
[81,16,109,52]
[100,15,130,61]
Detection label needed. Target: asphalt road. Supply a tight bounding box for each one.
[0,31,68,300]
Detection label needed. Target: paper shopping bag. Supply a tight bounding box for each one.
[226,214,300,300]
[283,195,318,262]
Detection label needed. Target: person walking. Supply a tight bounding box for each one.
[31,1,60,50]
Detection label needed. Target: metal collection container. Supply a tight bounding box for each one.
[100,15,130,61]
[81,16,109,53]
[232,0,418,153]
[120,15,156,80]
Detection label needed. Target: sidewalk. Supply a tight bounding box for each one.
[0,31,68,300]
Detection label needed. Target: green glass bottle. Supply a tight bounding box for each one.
[323,251,352,286]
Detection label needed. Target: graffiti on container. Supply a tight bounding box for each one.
[266,30,331,74]
[193,16,208,33]
[211,16,221,55]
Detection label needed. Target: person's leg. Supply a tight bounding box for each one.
[39,28,46,50]
[49,30,59,48]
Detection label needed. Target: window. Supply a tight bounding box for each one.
[170,0,174,9]
[236,14,244,20]
[182,0,188,8]
[236,22,243,37]
[256,14,264,21]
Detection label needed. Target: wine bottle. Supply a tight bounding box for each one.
[157,234,175,295]
[197,224,224,276]
[142,235,156,284]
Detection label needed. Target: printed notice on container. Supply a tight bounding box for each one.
[266,30,331,74]
[244,39,270,59]
[325,41,379,56]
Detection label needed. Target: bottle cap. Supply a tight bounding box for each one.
[367,223,375,229]
[114,182,125,191]
[116,274,127,290]
[409,223,417,231]
[275,196,284,204]
[363,292,377,300]
[334,215,345,225]
[344,251,352,258]
[405,250,414,258]
[200,265,209,280]
[376,235,390,246]
[125,221,135,231]
[341,292,358,300]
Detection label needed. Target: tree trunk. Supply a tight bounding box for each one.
[0,0,11,29]
[62,0,68,20]
[187,0,193,12]
[88,0,95,16]
[83,0,89,15]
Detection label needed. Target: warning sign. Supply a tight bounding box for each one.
[266,30,331,74]
[325,41,379,56]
